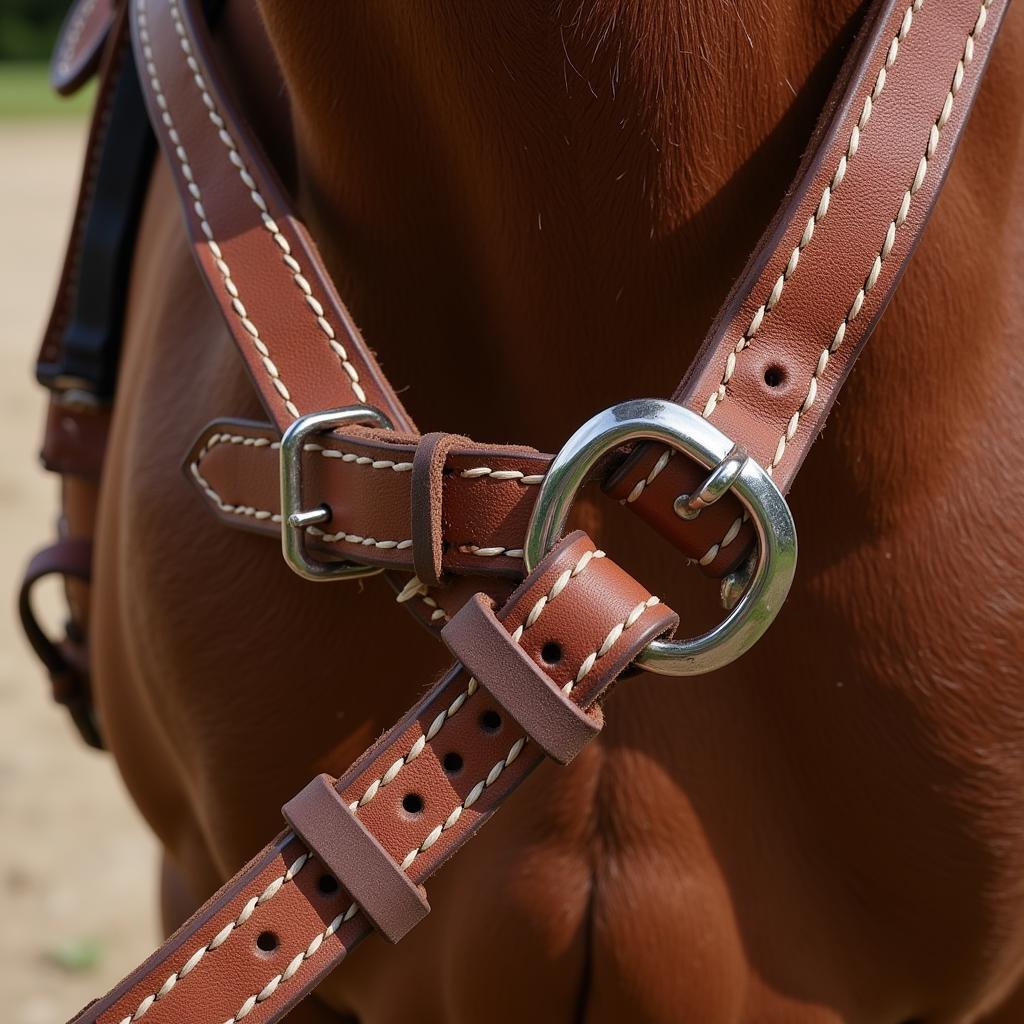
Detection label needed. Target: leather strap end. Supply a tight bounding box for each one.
[442,592,604,765]
[282,773,430,944]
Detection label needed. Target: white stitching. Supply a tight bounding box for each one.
[118,850,309,1024]
[351,549,607,811]
[456,544,524,559]
[166,0,369,404]
[766,0,991,475]
[700,0,924,420]
[137,0,300,419]
[395,576,450,624]
[306,526,412,550]
[460,467,545,485]
[625,0,924,508]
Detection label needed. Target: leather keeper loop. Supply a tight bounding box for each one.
[442,593,604,765]
[410,432,469,587]
[282,773,430,944]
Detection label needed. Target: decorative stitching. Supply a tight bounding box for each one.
[166,0,369,404]
[564,596,661,694]
[460,466,545,485]
[624,0,924,509]
[118,850,309,1024]
[701,0,924,420]
[137,0,300,419]
[766,0,991,475]
[395,576,450,624]
[456,544,524,559]
[306,526,412,550]
[696,512,748,567]
[350,549,607,812]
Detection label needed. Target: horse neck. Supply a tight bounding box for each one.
[254,0,861,450]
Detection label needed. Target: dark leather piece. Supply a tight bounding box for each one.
[18,537,101,749]
[410,432,469,587]
[282,774,430,944]
[67,533,678,1024]
[41,398,111,480]
[39,11,155,401]
[442,594,603,765]
[50,0,114,96]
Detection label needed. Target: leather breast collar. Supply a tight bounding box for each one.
[20,0,1010,1020]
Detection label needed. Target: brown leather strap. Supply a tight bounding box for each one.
[68,532,677,1024]
[51,0,115,96]
[282,774,430,944]
[442,593,604,765]
[606,0,1010,575]
[129,0,417,433]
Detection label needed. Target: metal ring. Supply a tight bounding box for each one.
[280,405,393,582]
[524,398,797,676]
[672,448,747,520]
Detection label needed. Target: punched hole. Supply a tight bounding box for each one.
[317,873,339,896]
[764,365,786,388]
[540,641,563,665]
[256,930,278,953]
[479,709,502,733]
[442,751,464,774]
[402,792,424,815]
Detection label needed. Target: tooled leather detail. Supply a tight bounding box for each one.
[68,532,677,1024]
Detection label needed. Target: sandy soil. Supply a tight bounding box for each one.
[0,121,160,1023]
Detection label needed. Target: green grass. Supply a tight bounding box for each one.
[0,61,95,118]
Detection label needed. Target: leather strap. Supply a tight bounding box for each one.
[50,0,115,96]
[67,532,677,1024]
[129,0,417,433]
[282,774,430,944]
[18,537,101,749]
[442,593,604,765]
[606,0,1009,574]
[167,0,1009,582]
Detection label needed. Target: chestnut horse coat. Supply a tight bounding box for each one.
[70,1,1024,1021]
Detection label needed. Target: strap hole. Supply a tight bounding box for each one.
[317,873,339,895]
[764,365,786,388]
[540,641,563,665]
[402,792,424,815]
[442,751,464,774]
[479,709,502,733]
[256,931,278,953]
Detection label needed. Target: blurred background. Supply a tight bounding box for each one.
[1,4,159,1020]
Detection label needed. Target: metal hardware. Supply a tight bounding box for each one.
[524,398,797,676]
[672,447,747,520]
[280,405,393,581]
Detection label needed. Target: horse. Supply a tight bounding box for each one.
[42,0,1024,1020]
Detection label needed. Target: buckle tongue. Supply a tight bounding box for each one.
[524,399,797,676]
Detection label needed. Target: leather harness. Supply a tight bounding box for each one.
[19,0,1010,1020]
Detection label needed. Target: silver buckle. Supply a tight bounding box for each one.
[279,405,393,581]
[524,399,797,676]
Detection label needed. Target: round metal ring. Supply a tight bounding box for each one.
[524,398,797,676]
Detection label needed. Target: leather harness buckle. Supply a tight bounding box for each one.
[524,398,798,676]
[279,404,394,581]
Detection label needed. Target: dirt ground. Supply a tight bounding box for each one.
[0,121,160,1023]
